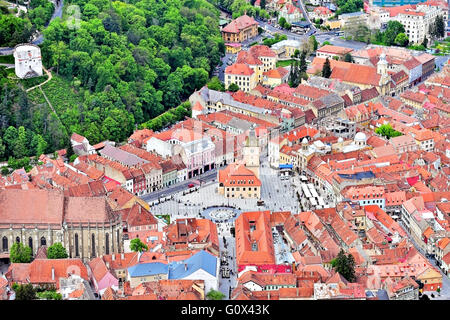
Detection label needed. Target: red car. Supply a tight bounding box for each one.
[188,183,195,188]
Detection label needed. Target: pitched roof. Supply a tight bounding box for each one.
[222,15,258,33]
[225,63,255,76]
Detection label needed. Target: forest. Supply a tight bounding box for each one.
[0,0,225,167]
[0,0,55,47]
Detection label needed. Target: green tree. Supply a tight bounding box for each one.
[37,290,62,300]
[206,289,225,300]
[278,17,287,29]
[322,58,332,78]
[309,35,318,51]
[15,284,36,300]
[383,21,405,46]
[130,238,148,252]
[227,83,239,92]
[260,0,266,10]
[207,76,225,91]
[333,249,356,282]
[47,242,68,259]
[10,242,32,263]
[395,33,409,47]
[375,123,402,139]
[344,53,354,63]
[435,15,445,39]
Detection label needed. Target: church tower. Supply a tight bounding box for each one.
[377,53,390,95]
[243,129,260,179]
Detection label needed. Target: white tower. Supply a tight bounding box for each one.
[13,44,43,79]
[243,129,260,179]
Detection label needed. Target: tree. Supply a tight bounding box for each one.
[130,238,148,252]
[227,83,239,92]
[435,15,445,39]
[383,21,405,46]
[322,58,332,78]
[37,290,62,300]
[10,242,32,263]
[395,33,409,47]
[207,77,225,91]
[260,0,266,10]
[333,249,356,282]
[309,35,318,51]
[15,284,36,300]
[375,123,402,139]
[47,242,68,259]
[343,53,354,63]
[278,17,287,29]
[206,289,225,300]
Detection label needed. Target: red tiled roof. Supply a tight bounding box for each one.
[225,63,254,76]
[222,15,258,34]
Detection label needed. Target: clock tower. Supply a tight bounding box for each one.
[243,129,260,179]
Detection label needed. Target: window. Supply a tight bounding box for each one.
[40,237,46,246]
[91,234,96,257]
[2,237,8,252]
[28,237,33,252]
[16,237,20,243]
[75,234,79,257]
[105,233,110,255]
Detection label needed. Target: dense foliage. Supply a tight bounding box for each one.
[372,21,406,47]
[206,289,225,300]
[130,237,149,252]
[14,283,37,300]
[10,242,32,263]
[322,58,331,78]
[288,50,307,88]
[216,0,270,19]
[375,123,402,139]
[262,33,287,47]
[335,0,363,16]
[0,0,54,47]
[331,249,356,282]
[0,0,225,162]
[36,290,63,300]
[429,15,445,40]
[47,242,69,259]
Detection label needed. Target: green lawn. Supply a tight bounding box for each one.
[276,59,293,67]
[0,55,14,64]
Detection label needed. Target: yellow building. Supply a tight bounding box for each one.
[225,63,258,92]
[236,45,278,83]
[221,15,258,43]
[262,66,289,87]
[225,43,242,54]
[218,162,261,199]
[417,267,442,292]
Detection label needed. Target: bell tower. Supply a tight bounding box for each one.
[243,129,260,179]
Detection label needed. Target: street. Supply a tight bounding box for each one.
[140,169,217,203]
[0,0,64,55]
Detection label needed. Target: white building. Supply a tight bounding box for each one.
[13,44,43,79]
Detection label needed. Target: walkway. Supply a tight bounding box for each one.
[26,67,52,92]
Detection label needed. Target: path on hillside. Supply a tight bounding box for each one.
[39,85,65,130]
[26,67,52,92]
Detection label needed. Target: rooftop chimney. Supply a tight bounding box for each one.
[121,253,124,260]
[51,267,55,281]
[112,254,116,261]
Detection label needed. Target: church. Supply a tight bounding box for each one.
[0,189,123,262]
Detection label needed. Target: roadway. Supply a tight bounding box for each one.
[0,0,64,55]
[139,169,218,203]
